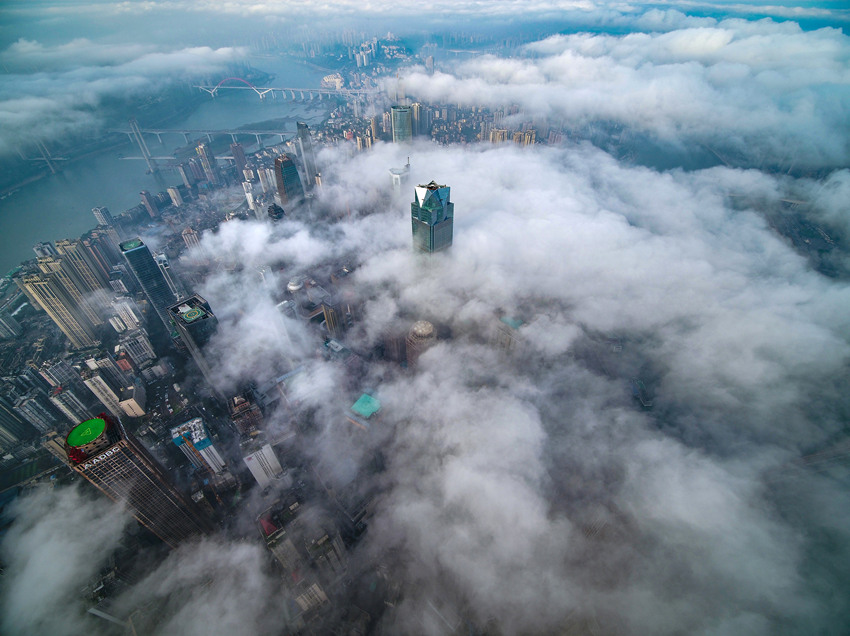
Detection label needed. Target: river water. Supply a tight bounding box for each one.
[0,55,333,274]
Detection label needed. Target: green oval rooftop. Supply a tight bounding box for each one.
[67,418,106,447]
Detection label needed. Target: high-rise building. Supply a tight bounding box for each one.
[0,310,22,339]
[295,122,318,189]
[411,181,454,253]
[228,391,263,436]
[391,105,412,143]
[13,392,60,434]
[139,191,159,218]
[243,443,283,488]
[36,256,103,326]
[167,295,220,394]
[81,369,123,418]
[171,417,226,474]
[406,320,436,367]
[92,206,114,227]
[0,397,38,452]
[120,238,179,331]
[230,142,248,176]
[154,253,185,300]
[49,384,93,425]
[55,237,111,293]
[17,273,99,348]
[65,414,212,548]
[274,154,304,206]
[33,241,58,258]
[81,229,123,283]
[119,329,156,366]
[177,163,195,189]
[389,160,410,196]
[182,227,200,250]
[167,187,183,207]
[196,142,221,186]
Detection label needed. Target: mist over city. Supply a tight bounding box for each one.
[0,1,848,634]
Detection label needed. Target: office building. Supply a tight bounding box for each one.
[411,181,454,253]
[391,105,412,143]
[139,191,159,218]
[295,122,318,189]
[65,415,212,548]
[167,295,219,394]
[120,238,179,331]
[171,417,226,474]
[243,443,283,488]
[13,392,60,434]
[196,142,220,186]
[17,273,99,348]
[274,154,304,206]
[81,229,122,283]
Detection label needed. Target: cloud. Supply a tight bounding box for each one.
[0,485,131,636]
[0,41,245,156]
[400,20,850,168]
[156,138,850,631]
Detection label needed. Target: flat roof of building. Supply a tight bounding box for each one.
[351,394,381,419]
[67,417,106,447]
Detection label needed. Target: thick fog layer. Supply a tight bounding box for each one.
[1,2,849,634]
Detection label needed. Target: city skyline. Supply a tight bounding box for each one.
[0,2,849,635]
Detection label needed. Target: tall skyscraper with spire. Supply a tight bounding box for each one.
[274,154,304,206]
[65,414,212,548]
[411,181,454,253]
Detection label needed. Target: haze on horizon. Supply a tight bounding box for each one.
[1,1,849,634]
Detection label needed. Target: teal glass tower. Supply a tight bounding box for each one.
[392,106,413,143]
[411,181,454,253]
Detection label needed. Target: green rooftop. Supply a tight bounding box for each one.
[67,418,106,447]
[351,394,381,419]
[500,317,524,330]
[119,238,143,251]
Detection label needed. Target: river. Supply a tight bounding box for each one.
[0,55,334,274]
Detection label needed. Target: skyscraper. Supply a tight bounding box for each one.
[182,227,200,250]
[196,142,221,186]
[391,105,413,143]
[139,191,159,218]
[244,443,284,488]
[230,142,248,176]
[167,295,220,394]
[120,238,179,331]
[65,414,212,548]
[274,154,304,206]
[295,122,318,189]
[17,272,99,348]
[411,181,454,253]
[92,206,114,227]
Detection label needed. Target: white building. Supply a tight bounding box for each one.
[243,443,283,487]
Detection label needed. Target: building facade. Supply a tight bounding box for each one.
[274,154,305,206]
[411,181,454,253]
[65,415,212,548]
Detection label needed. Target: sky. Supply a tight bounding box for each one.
[1,1,850,634]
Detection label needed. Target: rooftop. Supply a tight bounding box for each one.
[67,418,107,448]
[351,394,381,419]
